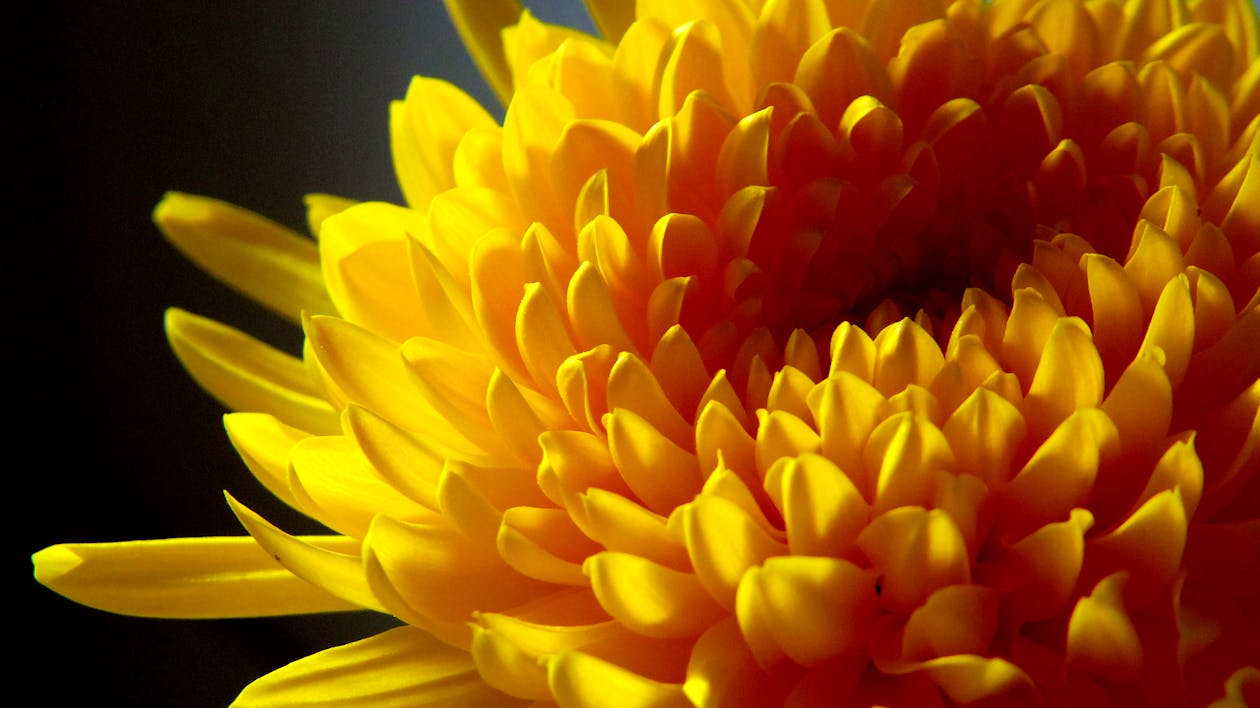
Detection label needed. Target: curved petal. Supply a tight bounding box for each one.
[233,626,522,707]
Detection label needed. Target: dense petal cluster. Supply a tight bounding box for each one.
[35,0,1259,706]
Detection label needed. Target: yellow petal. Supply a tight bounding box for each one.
[716,107,772,200]
[224,412,312,513]
[1067,572,1144,681]
[401,337,509,457]
[305,315,480,455]
[553,122,641,232]
[470,625,552,700]
[751,0,830,87]
[916,654,1034,704]
[233,626,519,707]
[343,405,444,512]
[644,2,753,114]
[1124,221,1186,316]
[808,372,887,496]
[1135,433,1204,518]
[1087,488,1188,598]
[1025,317,1104,437]
[584,551,724,638]
[568,262,641,354]
[409,239,484,352]
[608,352,694,449]
[503,86,574,233]
[362,515,551,625]
[943,387,1026,487]
[538,429,631,510]
[548,650,689,708]
[303,193,358,239]
[685,618,780,707]
[1084,253,1145,374]
[1002,287,1062,387]
[989,507,1094,623]
[288,435,434,537]
[580,488,690,571]
[695,397,759,499]
[649,325,711,421]
[901,584,998,660]
[486,368,557,466]
[755,409,822,477]
[153,192,335,323]
[857,507,971,612]
[33,536,354,618]
[740,555,877,666]
[766,365,816,424]
[677,494,786,610]
[1137,273,1195,388]
[1003,409,1117,536]
[796,28,892,131]
[1100,348,1173,459]
[441,0,521,104]
[499,506,601,586]
[166,308,338,435]
[863,412,954,514]
[390,76,496,210]
[226,494,382,613]
[1144,21,1236,92]
[607,407,702,514]
[770,452,869,557]
[585,0,634,43]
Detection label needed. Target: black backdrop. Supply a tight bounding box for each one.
[22,2,589,705]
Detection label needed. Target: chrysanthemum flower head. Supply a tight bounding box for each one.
[35,0,1260,705]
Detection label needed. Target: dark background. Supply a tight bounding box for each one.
[22,2,589,705]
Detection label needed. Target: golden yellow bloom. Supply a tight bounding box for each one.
[34,0,1260,705]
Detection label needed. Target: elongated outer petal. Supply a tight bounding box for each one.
[166,308,340,435]
[233,626,522,707]
[33,537,356,618]
[153,192,336,323]
[227,494,383,613]
[548,650,689,708]
[442,0,521,104]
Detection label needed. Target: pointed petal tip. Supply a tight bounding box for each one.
[32,544,84,586]
[152,190,207,227]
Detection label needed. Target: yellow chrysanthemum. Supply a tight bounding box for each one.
[34,0,1260,706]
